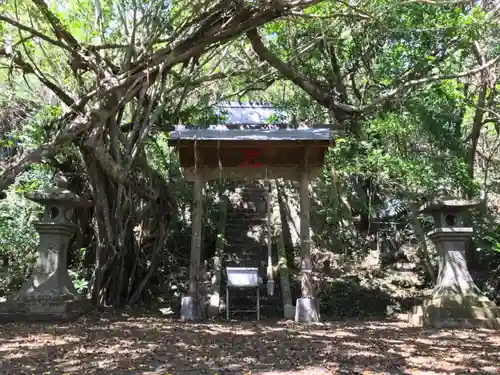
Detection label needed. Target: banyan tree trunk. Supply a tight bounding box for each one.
[77,110,176,306]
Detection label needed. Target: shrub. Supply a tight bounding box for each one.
[0,193,41,296]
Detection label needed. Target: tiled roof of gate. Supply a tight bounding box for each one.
[169,102,334,141]
[169,126,332,141]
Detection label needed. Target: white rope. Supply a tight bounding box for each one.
[217,130,223,194]
[217,129,223,193]
[265,165,274,296]
[193,133,198,177]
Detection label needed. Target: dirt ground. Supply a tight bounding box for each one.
[0,312,499,375]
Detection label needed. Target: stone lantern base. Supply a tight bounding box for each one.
[295,297,320,323]
[0,221,91,323]
[408,225,500,329]
[409,293,500,329]
[0,295,91,323]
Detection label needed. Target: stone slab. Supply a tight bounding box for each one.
[0,297,91,323]
[409,295,500,329]
[295,297,320,323]
[421,294,497,308]
[207,293,220,317]
[180,296,203,322]
[409,311,500,329]
[284,304,295,320]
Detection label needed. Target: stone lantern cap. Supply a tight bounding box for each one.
[419,187,481,214]
[24,174,91,208]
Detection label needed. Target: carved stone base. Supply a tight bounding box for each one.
[207,293,220,318]
[284,303,295,320]
[0,296,91,323]
[409,294,500,329]
[295,297,320,323]
[180,296,203,322]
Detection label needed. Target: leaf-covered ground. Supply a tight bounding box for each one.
[0,312,499,375]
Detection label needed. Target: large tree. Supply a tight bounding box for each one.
[246,1,499,129]
[0,0,320,305]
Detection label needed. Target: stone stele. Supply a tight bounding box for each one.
[409,188,500,329]
[0,175,91,322]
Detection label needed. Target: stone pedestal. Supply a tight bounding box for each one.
[180,296,203,322]
[409,191,500,329]
[284,303,295,320]
[18,222,79,298]
[295,297,320,323]
[0,176,91,322]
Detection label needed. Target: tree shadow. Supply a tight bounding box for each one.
[0,313,498,374]
[316,279,394,319]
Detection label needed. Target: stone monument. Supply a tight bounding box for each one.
[409,187,500,328]
[0,174,91,322]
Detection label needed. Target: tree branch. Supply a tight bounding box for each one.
[248,26,500,116]
[247,28,358,113]
[0,46,75,106]
[0,0,325,190]
[30,0,81,49]
[0,15,72,52]
[361,55,500,112]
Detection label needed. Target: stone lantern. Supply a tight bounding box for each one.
[409,187,500,328]
[0,174,91,321]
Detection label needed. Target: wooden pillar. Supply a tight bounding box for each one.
[266,181,274,293]
[270,179,294,319]
[295,145,319,322]
[181,144,204,321]
[189,147,203,298]
[299,146,314,298]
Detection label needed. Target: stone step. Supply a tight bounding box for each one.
[225,224,267,229]
[226,213,267,218]
[225,223,266,229]
[225,246,267,252]
[224,234,266,239]
[226,215,267,219]
[408,312,500,329]
[235,187,268,193]
[225,233,266,239]
[226,216,267,221]
[232,186,268,192]
[225,229,267,235]
[225,221,267,226]
[412,304,500,319]
[227,208,263,214]
[225,253,266,258]
[224,252,266,259]
[225,235,267,240]
[224,231,268,237]
[225,244,267,250]
[225,246,267,250]
[227,210,267,215]
[226,220,267,225]
[230,197,267,203]
[224,230,268,236]
[237,187,268,192]
[224,252,267,260]
[232,196,268,202]
[229,200,267,206]
[421,295,498,308]
[224,263,268,270]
